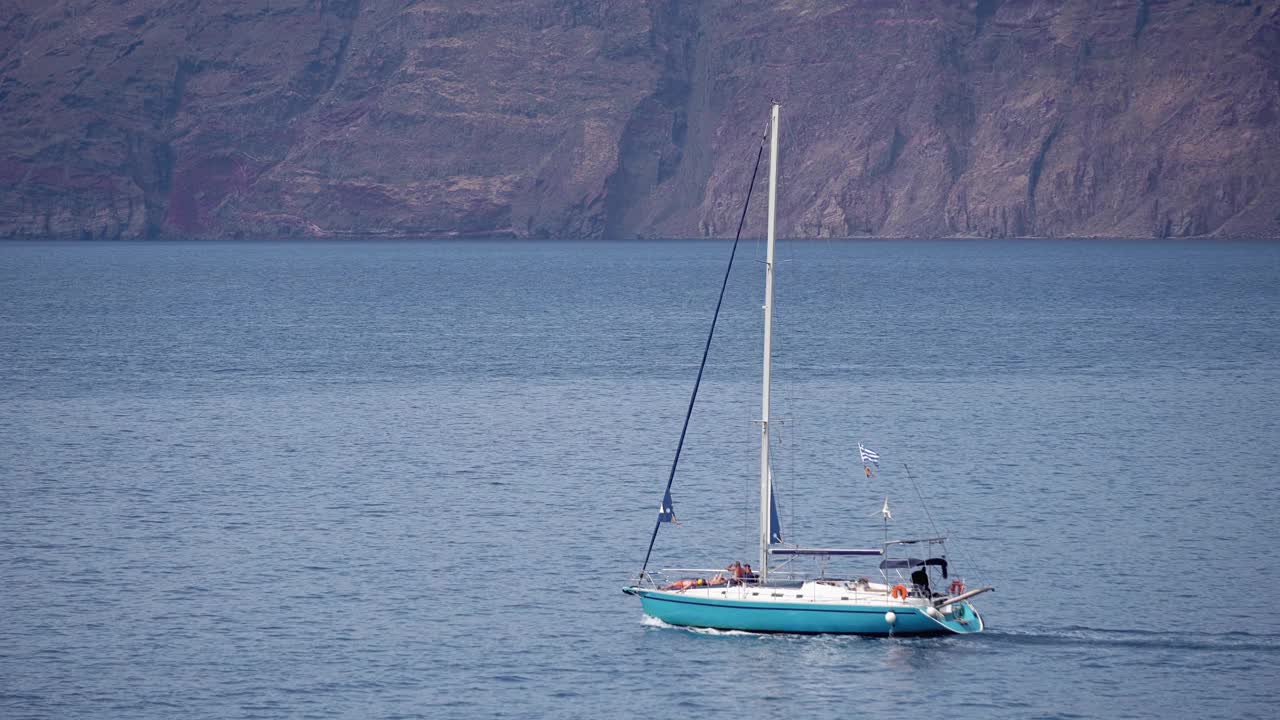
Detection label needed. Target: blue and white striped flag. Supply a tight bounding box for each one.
[858,443,880,467]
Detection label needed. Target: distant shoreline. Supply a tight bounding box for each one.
[4,234,1278,243]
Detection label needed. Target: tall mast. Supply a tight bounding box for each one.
[759,102,779,583]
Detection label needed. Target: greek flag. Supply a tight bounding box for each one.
[858,443,880,466]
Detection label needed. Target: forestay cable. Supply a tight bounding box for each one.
[638,125,770,581]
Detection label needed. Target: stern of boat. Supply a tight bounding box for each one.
[927,600,984,634]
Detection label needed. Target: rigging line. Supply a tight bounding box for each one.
[903,461,988,580]
[638,124,770,580]
[903,462,942,539]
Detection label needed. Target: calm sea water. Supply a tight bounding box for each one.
[2,240,1278,718]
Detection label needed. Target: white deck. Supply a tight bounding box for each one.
[659,579,938,609]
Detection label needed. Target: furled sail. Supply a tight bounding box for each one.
[769,486,783,543]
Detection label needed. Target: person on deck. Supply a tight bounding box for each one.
[911,567,932,597]
[724,561,743,586]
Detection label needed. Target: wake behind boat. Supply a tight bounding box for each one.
[622,103,992,636]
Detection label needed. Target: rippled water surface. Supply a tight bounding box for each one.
[2,240,1278,718]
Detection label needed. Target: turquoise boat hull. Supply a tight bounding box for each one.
[625,587,982,636]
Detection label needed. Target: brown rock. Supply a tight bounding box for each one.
[1,0,1278,240]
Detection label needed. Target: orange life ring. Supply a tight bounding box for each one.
[890,584,909,600]
[949,579,965,595]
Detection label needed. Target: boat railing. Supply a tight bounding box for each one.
[648,568,770,588]
[650,567,860,587]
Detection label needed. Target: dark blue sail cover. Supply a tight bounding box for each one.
[769,547,882,556]
[769,487,783,543]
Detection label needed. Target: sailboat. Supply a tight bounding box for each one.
[622,103,992,636]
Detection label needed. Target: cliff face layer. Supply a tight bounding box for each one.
[2,0,1278,240]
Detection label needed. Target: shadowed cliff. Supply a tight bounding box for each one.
[2,0,1278,239]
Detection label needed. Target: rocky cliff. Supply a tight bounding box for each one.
[2,0,1278,240]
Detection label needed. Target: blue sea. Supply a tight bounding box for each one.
[2,239,1278,718]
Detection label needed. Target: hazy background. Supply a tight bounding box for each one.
[2,1,1278,241]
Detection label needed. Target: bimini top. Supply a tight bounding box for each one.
[879,557,950,577]
[768,547,883,556]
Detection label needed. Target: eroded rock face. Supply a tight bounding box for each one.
[2,0,1278,240]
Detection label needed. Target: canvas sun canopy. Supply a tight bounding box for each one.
[879,557,949,577]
